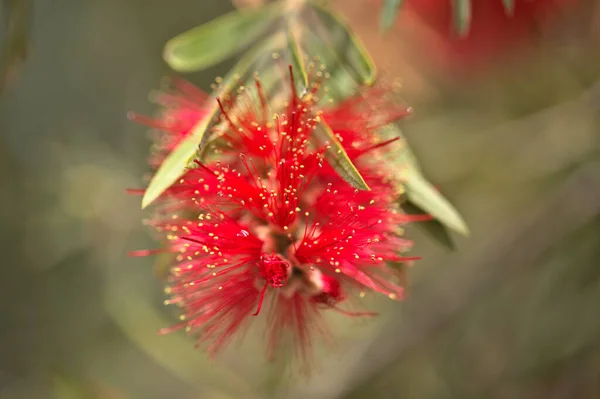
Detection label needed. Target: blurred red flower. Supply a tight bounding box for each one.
[380,0,578,73]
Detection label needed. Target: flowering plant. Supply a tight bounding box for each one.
[131,0,469,368]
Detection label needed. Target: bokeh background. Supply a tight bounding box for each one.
[1,0,599,398]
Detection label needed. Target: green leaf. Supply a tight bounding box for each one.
[376,124,468,236]
[322,64,357,101]
[142,37,282,209]
[310,2,376,86]
[404,171,469,236]
[452,0,471,37]
[317,117,370,191]
[380,0,405,32]
[378,124,422,174]
[302,27,358,100]
[501,0,515,16]
[142,107,215,209]
[403,201,456,251]
[163,3,281,72]
[286,24,308,94]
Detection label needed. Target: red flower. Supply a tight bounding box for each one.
[322,86,413,160]
[132,67,425,366]
[128,79,210,168]
[379,0,578,74]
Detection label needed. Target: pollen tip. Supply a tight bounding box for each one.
[128,249,154,257]
[125,188,144,195]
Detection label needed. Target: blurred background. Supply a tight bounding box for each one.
[1,0,599,398]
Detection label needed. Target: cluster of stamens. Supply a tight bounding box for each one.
[133,60,420,361]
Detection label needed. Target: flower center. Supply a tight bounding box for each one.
[259,253,290,288]
[273,231,294,256]
[251,223,346,315]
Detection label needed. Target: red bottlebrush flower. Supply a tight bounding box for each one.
[322,86,413,161]
[132,66,425,367]
[378,0,578,74]
[129,79,210,168]
[294,181,419,300]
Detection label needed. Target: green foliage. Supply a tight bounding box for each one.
[145,0,468,241]
[405,171,470,236]
[147,1,378,206]
[310,2,376,86]
[142,122,209,209]
[380,0,405,32]
[378,124,468,237]
[286,24,309,93]
[403,202,456,251]
[378,125,422,173]
[143,37,282,208]
[452,0,472,37]
[317,118,371,191]
[163,3,281,72]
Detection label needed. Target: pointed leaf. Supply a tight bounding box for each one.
[142,37,281,209]
[378,124,422,174]
[163,3,281,72]
[377,125,468,236]
[302,27,359,100]
[501,0,515,16]
[380,0,405,32]
[317,118,370,191]
[311,3,376,86]
[403,201,456,251]
[452,0,471,37]
[286,24,308,94]
[142,105,216,209]
[404,171,469,236]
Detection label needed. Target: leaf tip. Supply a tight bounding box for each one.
[442,210,469,236]
[141,191,154,210]
[456,222,470,237]
[162,46,178,70]
[452,0,472,37]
